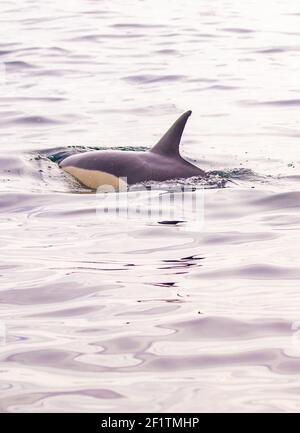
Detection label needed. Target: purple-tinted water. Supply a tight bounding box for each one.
[0,0,300,412]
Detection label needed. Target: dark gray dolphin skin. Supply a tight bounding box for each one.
[59,110,205,189]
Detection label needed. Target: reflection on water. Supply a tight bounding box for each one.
[0,0,300,413]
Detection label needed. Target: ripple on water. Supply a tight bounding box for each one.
[4,61,38,71]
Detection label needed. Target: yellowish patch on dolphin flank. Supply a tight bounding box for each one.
[62,166,128,190]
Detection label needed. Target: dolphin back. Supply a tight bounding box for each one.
[48,149,78,164]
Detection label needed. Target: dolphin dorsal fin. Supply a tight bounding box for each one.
[150,110,192,157]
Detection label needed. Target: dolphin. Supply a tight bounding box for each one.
[59,110,205,189]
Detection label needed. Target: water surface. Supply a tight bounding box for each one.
[0,0,300,413]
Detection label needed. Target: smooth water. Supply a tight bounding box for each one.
[0,0,300,412]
